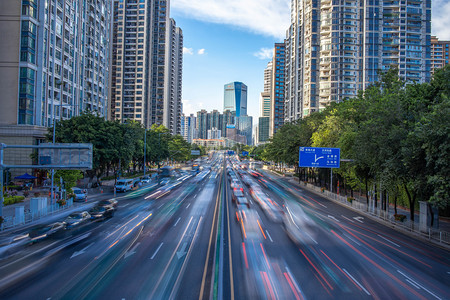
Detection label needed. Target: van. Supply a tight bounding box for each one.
[115,179,133,192]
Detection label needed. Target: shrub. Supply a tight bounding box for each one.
[3,196,25,206]
[33,192,40,197]
[394,214,407,222]
[57,199,66,206]
[23,191,30,197]
[347,197,355,203]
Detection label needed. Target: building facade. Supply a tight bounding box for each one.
[223,82,247,117]
[285,0,432,121]
[270,42,286,136]
[0,0,111,176]
[431,36,449,74]
[110,0,182,134]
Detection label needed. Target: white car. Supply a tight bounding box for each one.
[115,179,133,192]
[72,188,87,202]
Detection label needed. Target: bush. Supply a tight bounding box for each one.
[347,197,355,203]
[33,192,40,197]
[394,214,407,222]
[57,199,66,206]
[3,196,25,206]
[23,191,30,197]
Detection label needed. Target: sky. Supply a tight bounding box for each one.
[171,0,450,121]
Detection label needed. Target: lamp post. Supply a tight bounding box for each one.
[143,128,147,176]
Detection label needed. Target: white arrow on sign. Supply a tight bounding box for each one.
[177,242,187,259]
[315,155,324,163]
[328,215,340,222]
[353,217,364,223]
[124,242,141,259]
[70,242,94,259]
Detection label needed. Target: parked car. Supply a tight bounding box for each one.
[89,205,115,221]
[64,211,91,229]
[72,188,87,202]
[28,222,66,242]
[97,199,118,209]
[115,179,133,192]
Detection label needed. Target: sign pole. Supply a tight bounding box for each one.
[330,168,333,193]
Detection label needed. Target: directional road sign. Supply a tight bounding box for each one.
[299,147,340,168]
[242,151,249,157]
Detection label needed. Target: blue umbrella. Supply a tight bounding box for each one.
[14,173,37,180]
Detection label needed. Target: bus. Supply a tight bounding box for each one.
[192,164,200,174]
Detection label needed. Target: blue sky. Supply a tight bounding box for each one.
[171,0,450,121]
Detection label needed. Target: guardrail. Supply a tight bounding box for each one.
[1,198,74,230]
[302,182,450,246]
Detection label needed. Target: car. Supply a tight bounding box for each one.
[28,222,66,242]
[231,187,244,202]
[89,205,115,221]
[236,196,250,208]
[141,176,151,183]
[236,207,262,240]
[230,180,240,189]
[115,179,133,192]
[97,199,118,209]
[72,188,87,202]
[160,177,170,186]
[64,211,91,229]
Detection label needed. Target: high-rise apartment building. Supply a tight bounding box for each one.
[181,113,196,143]
[285,0,431,120]
[110,0,182,134]
[223,82,247,117]
[0,0,111,174]
[196,109,209,139]
[270,43,285,136]
[431,36,449,74]
[0,0,111,127]
[263,61,273,93]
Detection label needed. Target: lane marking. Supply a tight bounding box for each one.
[70,242,94,259]
[121,203,130,208]
[398,270,442,300]
[328,215,340,222]
[353,216,364,223]
[186,203,191,209]
[124,242,141,259]
[342,268,370,295]
[377,234,401,247]
[406,279,421,289]
[150,242,163,260]
[174,217,181,227]
[341,215,355,223]
[266,230,273,242]
[344,234,362,246]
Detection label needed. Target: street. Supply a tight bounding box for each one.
[0,154,449,299]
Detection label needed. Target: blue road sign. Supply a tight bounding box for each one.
[227,150,235,155]
[242,151,249,156]
[299,147,340,168]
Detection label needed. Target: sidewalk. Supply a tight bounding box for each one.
[1,183,115,234]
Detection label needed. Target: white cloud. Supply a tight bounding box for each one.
[253,48,273,60]
[183,47,194,55]
[172,0,291,39]
[182,99,205,115]
[197,48,206,55]
[432,0,450,39]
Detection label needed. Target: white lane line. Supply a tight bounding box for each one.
[406,279,421,289]
[341,215,355,223]
[265,230,273,242]
[344,234,361,246]
[194,194,197,198]
[328,215,340,222]
[343,268,371,295]
[157,204,163,209]
[398,270,442,300]
[305,232,318,244]
[317,202,327,208]
[353,216,364,223]
[174,217,181,227]
[378,234,401,247]
[186,203,191,209]
[121,203,130,208]
[150,242,164,260]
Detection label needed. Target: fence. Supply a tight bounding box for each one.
[303,182,450,246]
[1,197,74,230]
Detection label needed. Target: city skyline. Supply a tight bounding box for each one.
[173,0,450,120]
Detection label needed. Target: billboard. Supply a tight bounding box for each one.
[299,147,340,168]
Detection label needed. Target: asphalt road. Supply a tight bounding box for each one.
[0,153,448,300]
